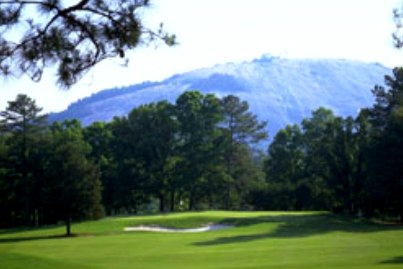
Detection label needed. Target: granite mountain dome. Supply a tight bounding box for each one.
[50,56,391,141]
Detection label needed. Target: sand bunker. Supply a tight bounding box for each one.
[124,224,232,233]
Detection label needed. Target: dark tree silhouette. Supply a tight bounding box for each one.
[0,0,175,87]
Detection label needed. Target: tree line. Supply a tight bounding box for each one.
[0,91,267,234]
[253,68,403,221]
[1,68,402,235]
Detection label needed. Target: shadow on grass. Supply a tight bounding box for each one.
[194,213,403,246]
[379,256,403,264]
[0,233,89,244]
[0,234,65,244]
[0,223,63,236]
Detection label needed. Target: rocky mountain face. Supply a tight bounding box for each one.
[50,56,391,142]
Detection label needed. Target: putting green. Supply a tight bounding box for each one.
[0,211,402,269]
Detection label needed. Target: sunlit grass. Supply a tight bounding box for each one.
[0,211,402,269]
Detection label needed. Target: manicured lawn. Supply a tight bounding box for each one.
[0,211,402,269]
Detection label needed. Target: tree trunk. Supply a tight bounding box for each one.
[170,191,175,212]
[208,193,213,209]
[159,193,165,213]
[225,182,232,210]
[66,216,71,236]
[188,192,195,211]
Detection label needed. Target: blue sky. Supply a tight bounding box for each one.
[1,0,403,112]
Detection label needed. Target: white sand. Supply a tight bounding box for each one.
[124,224,232,233]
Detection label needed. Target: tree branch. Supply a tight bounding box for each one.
[0,0,175,87]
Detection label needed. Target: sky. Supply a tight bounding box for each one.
[1,0,403,113]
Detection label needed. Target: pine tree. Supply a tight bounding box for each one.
[0,94,47,226]
[46,120,103,236]
[367,68,403,220]
[220,95,267,209]
[0,0,175,87]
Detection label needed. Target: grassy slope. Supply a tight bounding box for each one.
[0,211,402,269]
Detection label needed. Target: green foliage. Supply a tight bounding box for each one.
[257,69,403,220]
[0,96,103,235]
[0,94,47,133]
[127,101,179,212]
[83,121,119,215]
[0,0,175,87]
[175,91,224,210]
[220,95,267,209]
[220,95,267,145]
[46,120,104,235]
[366,68,403,220]
[2,79,403,228]
[0,94,48,227]
[91,91,266,213]
[0,92,267,219]
[262,124,308,210]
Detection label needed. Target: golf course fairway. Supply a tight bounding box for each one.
[0,211,402,269]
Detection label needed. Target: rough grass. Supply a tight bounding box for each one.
[0,211,402,269]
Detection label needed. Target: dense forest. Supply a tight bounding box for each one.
[1,68,402,234]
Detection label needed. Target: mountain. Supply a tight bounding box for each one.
[50,55,391,142]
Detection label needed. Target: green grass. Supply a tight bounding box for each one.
[0,211,402,269]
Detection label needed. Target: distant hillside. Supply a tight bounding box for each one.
[50,56,391,141]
